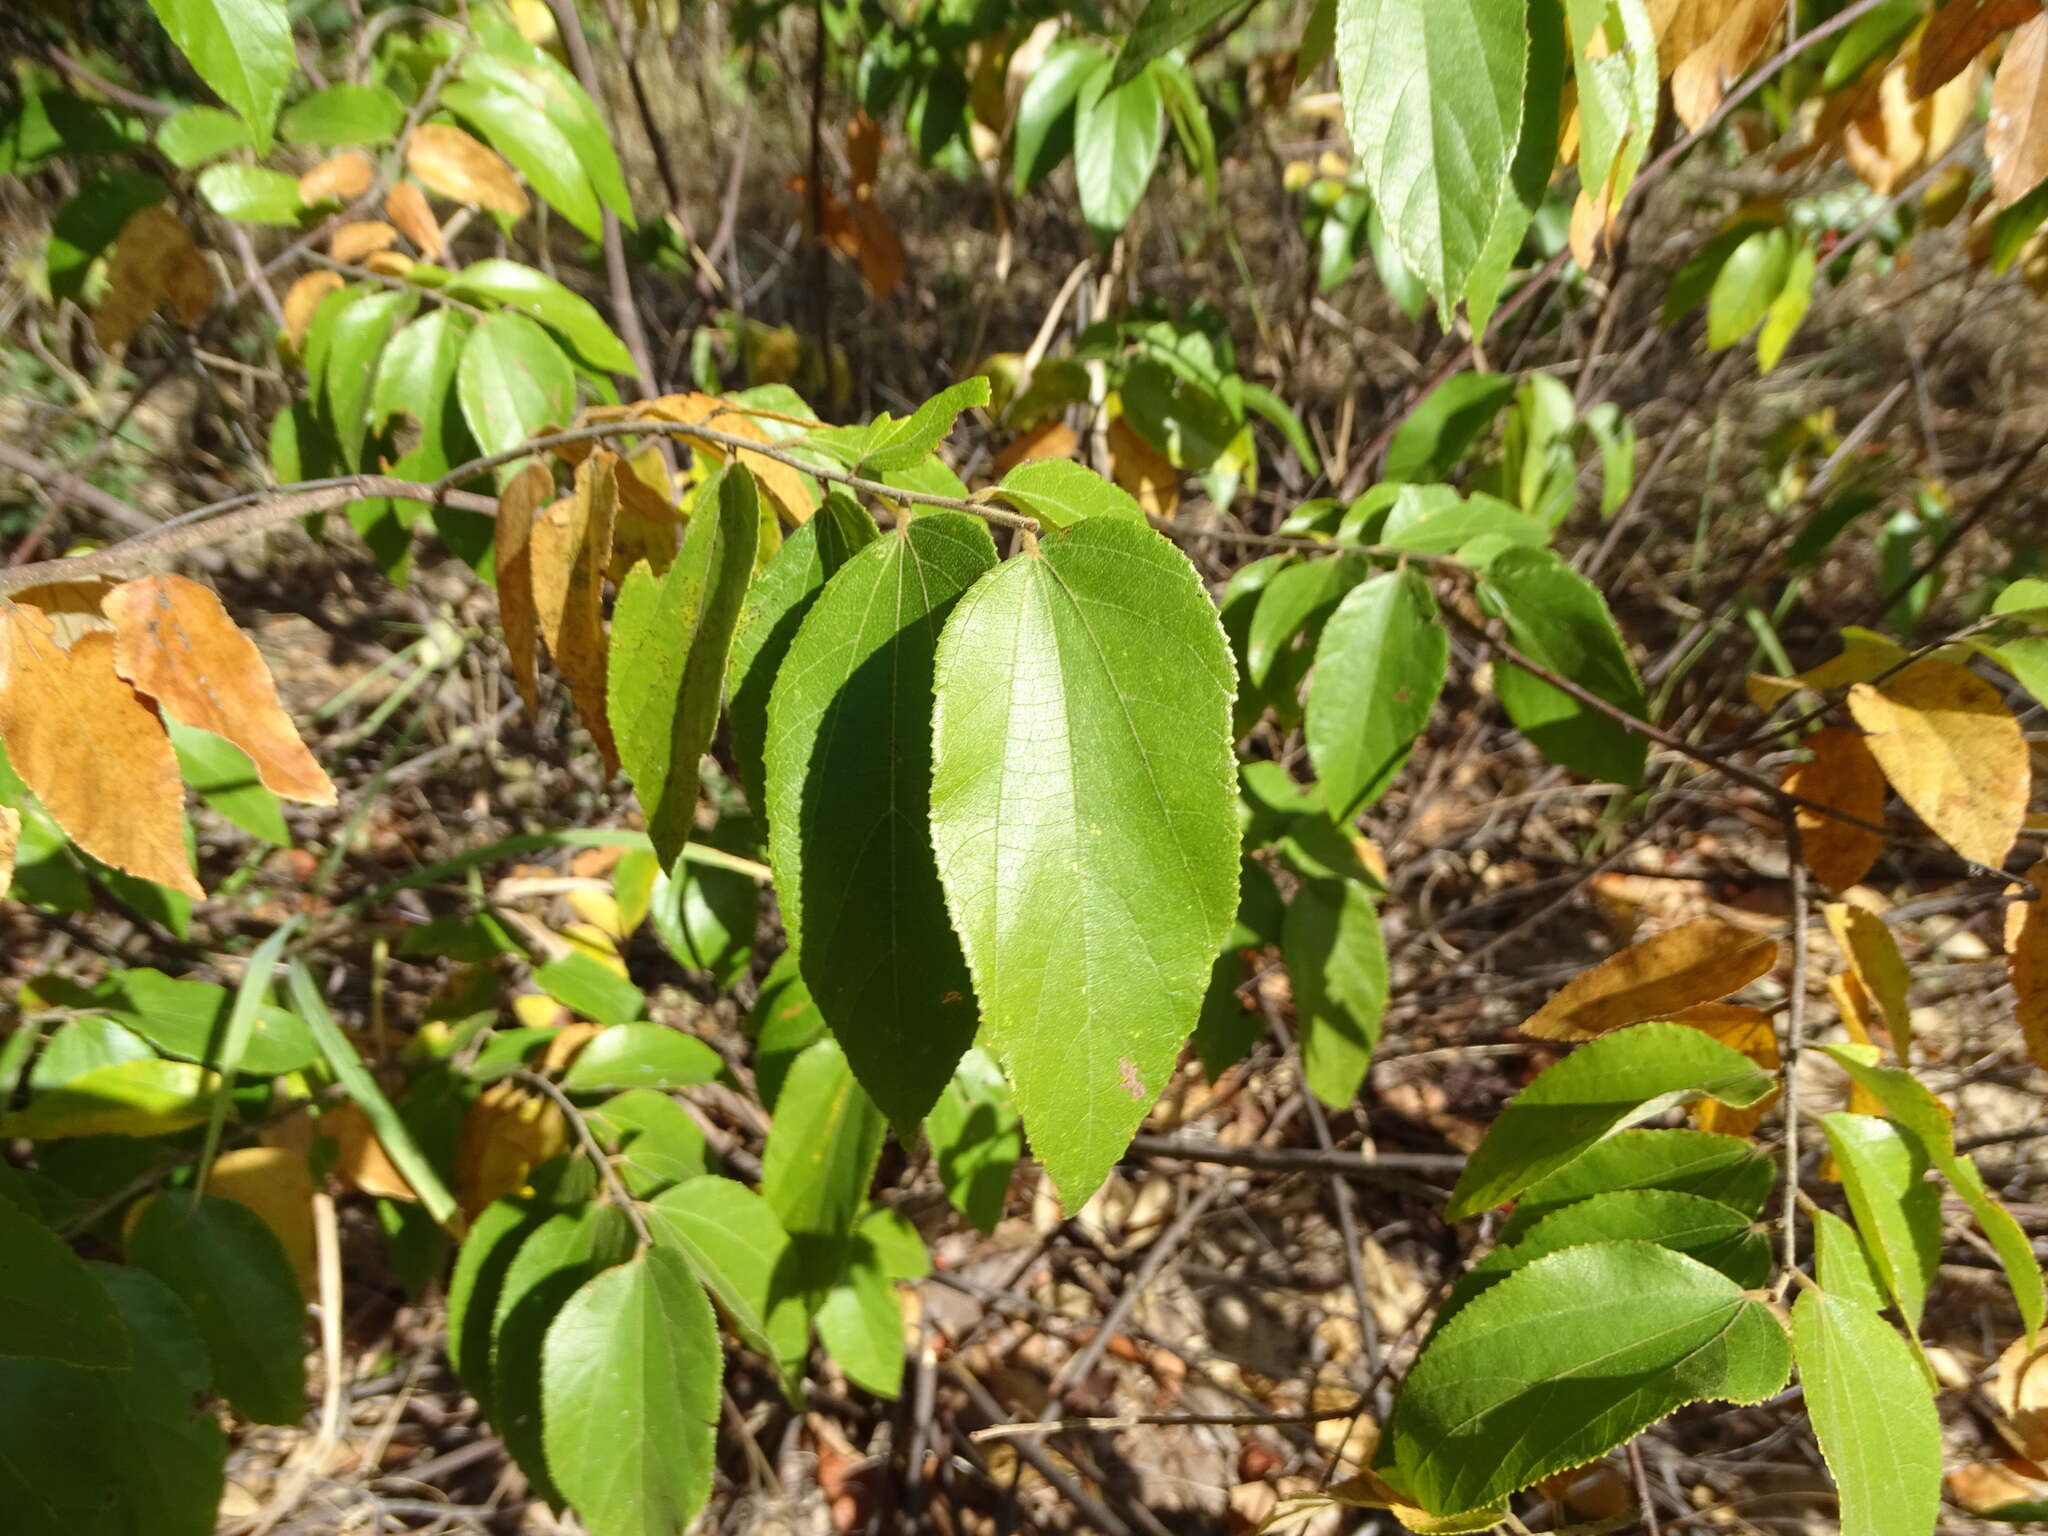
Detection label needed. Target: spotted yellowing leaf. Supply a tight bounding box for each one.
[1825,902,1912,1059]
[1520,918,1778,1042]
[406,123,530,217]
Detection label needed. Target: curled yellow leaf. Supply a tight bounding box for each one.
[405,124,529,218]
[1519,917,1779,1042]
[330,220,399,263]
[386,181,444,256]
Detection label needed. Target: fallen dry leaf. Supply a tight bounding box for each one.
[1669,1002,1781,1136]
[283,270,345,351]
[1950,1461,2048,1520]
[1825,902,1913,1059]
[1991,15,2048,206]
[298,150,374,206]
[1670,0,1778,132]
[1916,0,2040,99]
[2005,858,2048,1071]
[95,205,210,350]
[323,1101,418,1203]
[456,1080,566,1219]
[1847,657,2029,871]
[206,1146,318,1299]
[386,181,444,255]
[0,612,197,896]
[1107,416,1178,519]
[529,453,620,772]
[406,124,529,218]
[330,220,399,263]
[1519,917,1779,1041]
[494,459,553,720]
[1783,726,1887,893]
[105,574,335,806]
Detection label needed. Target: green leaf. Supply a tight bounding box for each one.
[0,1059,218,1139]
[1154,54,1220,207]
[442,79,602,239]
[1820,1044,2046,1338]
[749,952,826,1111]
[1337,0,1527,307]
[1756,240,1817,372]
[930,519,1240,1205]
[98,967,317,1075]
[861,378,991,472]
[1380,488,1544,557]
[1567,0,1657,209]
[761,1038,885,1304]
[1385,1242,1790,1514]
[647,1177,807,1392]
[146,0,293,152]
[560,1024,722,1092]
[1466,0,1565,332]
[648,861,755,985]
[323,288,416,465]
[1707,227,1792,351]
[28,1018,153,1091]
[817,1236,905,1398]
[1306,570,1448,820]
[126,1190,305,1424]
[609,466,760,866]
[156,105,250,167]
[1014,44,1106,193]
[1793,1288,1943,1536]
[171,722,289,845]
[1245,553,1367,699]
[992,458,1147,530]
[765,514,996,1130]
[445,1159,596,1414]
[1481,544,1650,784]
[924,1047,1023,1233]
[1502,1127,1775,1241]
[460,33,634,224]
[1814,1207,1889,1315]
[278,83,405,146]
[196,163,303,224]
[444,258,635,374]
[0,85,145,175]
[195,918,298,1179]
[1286,878,1388,1108]
[588,1089,712,1196]
[727,494,879,816]
[0,1196,128,1368]
[1113,0,1247,86]
[1445,1022,1777,1222]
[1818,1112,1940,1333]
[1385,373,1516,483]
[457,312,576,459]
[542,1248,721,1536]
[1074,62,1163,242]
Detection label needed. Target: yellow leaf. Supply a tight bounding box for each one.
[282,270,344,352]
[363,250,415,278]
[323,1101,418,1203]
[1519,918,1779,1041]
[1670,0,1779,132]
[1107,416,1178,519]
[1991,15,2048,206]
[1747,627,1909,711]
[1844,64,1927,194]
[1782,727,1887,894]
[4,577,114,647]
[330,221,399,264]
[1847,657,2029,870]
[0,804,17,894]
[94,204,205,350]
[493,459,554,721]
[1669,1002,1781,1136]
[298,150,374,206]
[2004,857,2048,1071]
[105,574,336,806]
[641,394,815,524]
[0,612,197,896]
[609,463,681,582]
[1915,0,2039,99]
[206,1146,319,1299]
[386,181,444,256]
[405,124,529,219]
[1996,1332,2048,1461]
[541,1021,604,1072]
[456,1080,566,1218]
[1824,902,1913,1059]
[529,453,620,772]
[567,887,626,940]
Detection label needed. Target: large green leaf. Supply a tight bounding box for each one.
[1707,228,1793,350]
[647,1176,807,1392]
[27,1017,153,1091]
[147,0,292,151]
[0,1059,217,1139]
[1500,1127,1775,1241]
[532,950,645,1025]
[441,78,602,238]
[1286,878,1388,1108]
[1445,1022,1777,1221]
[99,967,318,1075]
[1793,1288,1943,1536]
[1819,1112,1940,1333]
[588,1090,711,1196]
[930,519,1239,1205]
[196,163,303,224]
[609,466,760,866]
[924,1047,1023,1234]
[0,1196,128,1368]
[1566,0,1657,210]
[1073,63,1163,242]
[457,312,576,461]
[760,1038,885,1305]
[542,1248,721,1536]
[462,27,634,223]
[1113,0,1247,85]
[156,106,251,168]
[171,723,289,845]
[817,1231,905,1398]
[126,1191,305,1424]
[278,83,403,146]
[1384,1242,1790,1513]
[1384,373,1515,484]
[1306,569,1448,819]
[992,459,1147,530]
[1336,0,1528,307]
[765,514,996,1130]
[860,378,991,472]
[1466,0,1566,331]
[323,288,416,465]
[1015,44,1108,193]
[1814,1207,1888,1311]
[559,1024,722,1092]
[444,259,634,374]
[1481,544,1649,784]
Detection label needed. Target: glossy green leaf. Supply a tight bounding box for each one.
[1818,1112,1941,1333]
[861,378,991,472]
[1014,44,1108,193]
[1385,1242,1790,1514]
[127,1191,305,1424]
[588,1089,712,1196]
[766,514,996,1130]
[1446,1022,1777,1221]
[279,83,405,146]
[1337,0,1527,306]
[442,78,601,238]
[930,519,1240,1206]
[530,950,645,1026]
[996,462,1146,535]
[1113,0,1246,86]
[1793,1287,1943,1536]
[460,31,633,223]
[457,312,576,460]
[817,1235,905,1398]
[1286,878,1388,1108]
[1814,1208,1889,1315]
[0,1196,128,1368]
[1466,0,1566,332]
[1306,570,1448,820]
[1245,554,1367,700]
[196,163,303,224]
[323,288,416,465]
[147,0,292,151]
[1385,373,1515,484]
[28,1018,150,1100]
[444,259,635,374]
[749,952,826,1111]
[1567,0,1657,210]
[1757,240,1817,371]
[171,722,289,845]
[647,860,755,985]
[1481,544,1649,784]
[1380,489,1544,557]
[924,1047,1023,1233]
[1073,62,1163,242]
[560,1024,723,1092]
[761,1038,885,1304]
[609,466,760,866]
[0,1059,219,1139]
[445,1159,596,1414]
[647,1176,807,1390]
[1707,227,1792,350]
[156,105,250,167]
[1502,1127,1775,1241]
[542,1248,721,1536]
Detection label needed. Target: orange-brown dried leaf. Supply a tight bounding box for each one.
[1519,917,1780,1041]
[323,1101,418,1203]
[1991,15,2048,205]
[405,125,529,218]
[2005,857,2048,1070]
[1824,901,1913,1058]
[456,1079,566,1218]
[495,459,554,720]
[1915,0,2040,98]
[298,150,374,206]
[642,393,816,523]
[331,220,399,263]
[1950,1461,2048,1518]
[0,612,197,896]
[363,250,414,278]
[93,205,193,350]
[1844,64,1928,194]
[164,239,215,329]
[0,805,17,896]
[1998,1333,2048,1460]
[529,452,620,771]
[610,464,681,582]
[104,574,336,806]
[206,1146,318,1299]
[1669,1002,1781,1136]
[386,181,444,255]
[848,111,884,192]
[283,270,345,351]
[993,420,1079,476]
[1669,0,1779,132]
[1783,726,1887,893]
[1107,416,1179,519]
[5,579,114,647]
[1847,657,2029,870]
